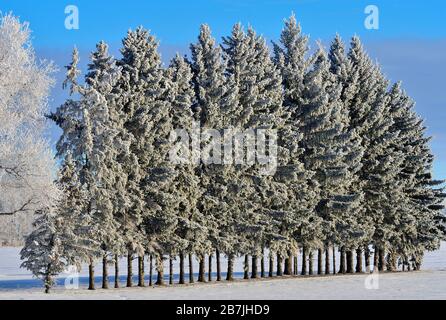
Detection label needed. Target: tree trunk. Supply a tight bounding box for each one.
[169,256,174,285]
[387,251,397,272]
[332,245,336,274]
[44,270,51,294]
[283,257,290,275]
[114,254,119,288]
[386,253,392,272]
[251,255,258,278]
[198,254,206,282]
[156,255,164,285]
[269,254,274,277]
[179,252,185,284]
[346,250,354,273]
[226,254,234,281]
[378,247,385,272]
[356,247,363,273]
[276,253,283,276]
[308,251,314,275]
[216,250,221,281]
[149,255,153,286]
[126,253,133,287]
[293,253,298,275]
[373,245,379,272]
[317,249,323,275]
[208,254,212,282]
[88,257,95,290]
[364,246,371,273]
[412,254,423,271]
[260,249,265,278]
[284,250,292,275]
[138,255,145,287]
[415,259,421,271]
[301,246,307,276]
[102,255,109,289]
[325,246,330,275]
[339,247,346,274]
[45,282,50,294]
[189,253,194,283]
[244,255,249,279]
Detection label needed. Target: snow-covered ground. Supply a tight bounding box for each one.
[0,243,445,299]
[1,270,445,300]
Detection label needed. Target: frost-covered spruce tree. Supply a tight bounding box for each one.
[50,48,102,289]
[222,23,290,277]
[20,205,65,294]
[328,35,387,272]
[273,13,311,110]
[379,83,414,270]
[118,27,167,286]
[20,153,93,294]
[269,116,318,277]
[119,27,177,286]
[95,46,141,288]
[344,36,398,272]
[55,153,98,272]
[271,15,321,276]
[165,54,204,284]
[362,79,437,273]
[84,42,128,289]
[408,141,446,269]
[275,18,365,275]
[327,35,369,273]
[190,24,238,282]
[296,46,364,275]
[387,83,445,270]
[274,14,315,274]
[139,66,177,287]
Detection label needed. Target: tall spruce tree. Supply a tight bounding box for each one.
[118,27,168,286]
[387,83,446,269]
[345,36,398,272]
[272,15,322,275]
[273,13,310,110]
[50,48,103,289]
[222,23,293,277]
[297,47,364,274]
[55,153,98,272]
[328,35,369,273]
[190,24,239,281]
[121,28,178,286]
[166,54,204,284]
[84,42,128,288]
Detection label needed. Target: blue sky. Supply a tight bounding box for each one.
[1,0,445,178]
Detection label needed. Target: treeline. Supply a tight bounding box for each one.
[20,15,445,293]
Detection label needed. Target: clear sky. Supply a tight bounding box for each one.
[1,0,445,178]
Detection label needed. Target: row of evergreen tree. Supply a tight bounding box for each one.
[20,15,445,293]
